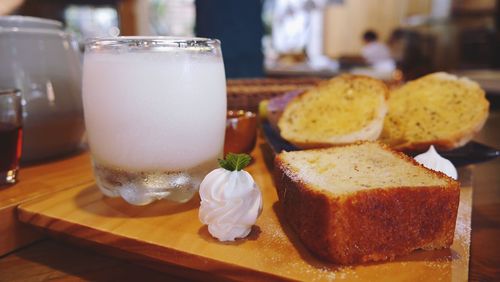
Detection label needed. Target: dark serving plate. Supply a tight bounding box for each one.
[261,120,500,167]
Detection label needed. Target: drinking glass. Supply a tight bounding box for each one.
[0,89,22,185]
[82,37,227,205]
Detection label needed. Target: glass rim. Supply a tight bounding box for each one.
[85,36,221,50]
[0,88,20,96]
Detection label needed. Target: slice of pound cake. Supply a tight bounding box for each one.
[274,142,460,265]
[380,72,489,151]
[278,75,388,149]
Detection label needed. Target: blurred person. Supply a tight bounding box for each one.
[351,30,396,80]
[361,30,395,72]
[195,0,264,78]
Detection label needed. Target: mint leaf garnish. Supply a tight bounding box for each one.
[218,153,252,171]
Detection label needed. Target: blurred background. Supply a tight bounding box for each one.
[2,0,500,82]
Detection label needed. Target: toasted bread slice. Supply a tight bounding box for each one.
[278,75,388,149]
[380,72,489,151]
[274,142,460,264]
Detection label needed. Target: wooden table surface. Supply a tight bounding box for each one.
[0,111,498,281]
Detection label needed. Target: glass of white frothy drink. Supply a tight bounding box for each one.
[82,37,226,205]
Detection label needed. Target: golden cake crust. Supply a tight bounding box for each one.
[273,143,460,264]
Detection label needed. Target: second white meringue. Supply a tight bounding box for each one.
[414,145,458,180]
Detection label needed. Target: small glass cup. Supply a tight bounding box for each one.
[0,89,23,186]
[224,110,257,155]
[83,37,226,205]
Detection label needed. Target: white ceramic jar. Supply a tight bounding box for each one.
[0,15,63,30]
[0,16,84,162]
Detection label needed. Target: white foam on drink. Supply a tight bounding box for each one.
[83,51,226,170]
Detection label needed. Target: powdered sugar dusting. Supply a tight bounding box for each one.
[242,166,472,281]
[256,204,359,281]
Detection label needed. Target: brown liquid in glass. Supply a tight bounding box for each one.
[0,123,22,171]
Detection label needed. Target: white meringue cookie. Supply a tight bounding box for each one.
[199,168,262,241]
[414,145,458,180]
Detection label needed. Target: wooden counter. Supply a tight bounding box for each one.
[0,151,94,256]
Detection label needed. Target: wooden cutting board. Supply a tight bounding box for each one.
[17,145,472,281]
